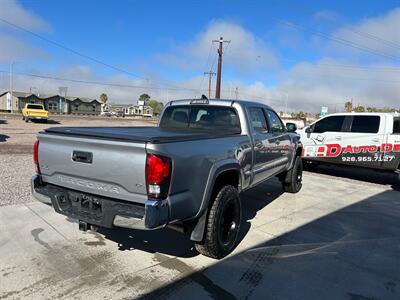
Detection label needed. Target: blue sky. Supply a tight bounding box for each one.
[0,0,399,112]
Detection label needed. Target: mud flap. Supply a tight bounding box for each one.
[190,209,208,242]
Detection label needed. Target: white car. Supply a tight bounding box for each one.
[297,112,400,178]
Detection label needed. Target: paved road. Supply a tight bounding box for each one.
[0,173,399,300]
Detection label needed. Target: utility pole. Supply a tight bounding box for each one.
[212,37,230,98]
[203,70,216,99]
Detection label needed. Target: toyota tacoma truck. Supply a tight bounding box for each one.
[298,112,400,182]
[22,103,49,123]
[31,99,303,258]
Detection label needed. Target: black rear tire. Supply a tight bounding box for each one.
[25,118,29,123]
[282,156,303,193]
[195,185,241,259]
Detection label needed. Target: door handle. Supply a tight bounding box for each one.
[255,142,263,149]
[335,136,342,141]
[372,138,380,143]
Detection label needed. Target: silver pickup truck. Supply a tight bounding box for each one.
[31,99,303,258]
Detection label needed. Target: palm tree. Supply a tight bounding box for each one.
[99,93,108,104]
[344,101,353,112]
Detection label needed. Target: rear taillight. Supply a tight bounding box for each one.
[145,154,172,200]
[33,140,41,175]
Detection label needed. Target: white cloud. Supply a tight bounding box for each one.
[0,0,51,62]
[0,33,47,63]
[330,7,400,58]
[0,65,207,105]
[277,59,400,112]
[0,0,51,32]
[156,20,278,74]
[1,58,399,114]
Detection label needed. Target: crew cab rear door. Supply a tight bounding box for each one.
[340,115,384,168]
[264,108,292,171]
[247,107,289,185]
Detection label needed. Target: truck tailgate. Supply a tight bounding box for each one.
[29,111,47,117]
[37,133,148,203]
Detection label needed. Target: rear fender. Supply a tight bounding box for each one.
[287,142,303,170]
[190,160,241,242]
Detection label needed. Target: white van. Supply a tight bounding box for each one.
[297,113,400,178]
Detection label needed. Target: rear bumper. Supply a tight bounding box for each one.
[26,116,48,119]
[31,175,169,229]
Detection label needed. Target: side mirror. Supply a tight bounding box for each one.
[286,122,297,132]
[305,127,311,133]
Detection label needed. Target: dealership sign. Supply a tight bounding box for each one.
[303,143,400,158]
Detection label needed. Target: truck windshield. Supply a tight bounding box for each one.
[27,104,44,110]
[160,105,241,134]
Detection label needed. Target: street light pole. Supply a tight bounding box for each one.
[9,62,13,113]
[281,91,289,115]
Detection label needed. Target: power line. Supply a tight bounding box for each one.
[199,42,215,91]
[0,17,157,83]
[270,2,400,54]
[0,70,206,92]
[347,28,400,50]
[279,58,400,71]
[281,20,400,62]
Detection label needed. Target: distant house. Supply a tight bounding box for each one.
[68,97,101,115]
[108,104,131,115]
[142,105,154,117]
[0,91,101,115]
[108,103,154,117]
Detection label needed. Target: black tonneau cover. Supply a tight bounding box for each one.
[44,126,237,144]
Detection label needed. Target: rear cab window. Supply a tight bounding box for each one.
[27,104,44,110]
[248,107,269,134]
[160,105,241,134]
[350,116,380,133]
[312,115,345,133]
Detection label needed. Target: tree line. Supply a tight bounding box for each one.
[344,101,399,113]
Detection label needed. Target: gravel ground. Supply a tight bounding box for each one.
[0,115,154,206]
[0,155,33,206]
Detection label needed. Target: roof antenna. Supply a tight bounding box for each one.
[201,94,208,100]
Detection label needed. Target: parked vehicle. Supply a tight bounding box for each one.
[100,111,112,117]
[31,99,303,258]
[115,111,125,118]
[298,112,400,180]
[22,104,48,123]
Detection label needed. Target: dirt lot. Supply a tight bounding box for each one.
[0,114,155,206]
